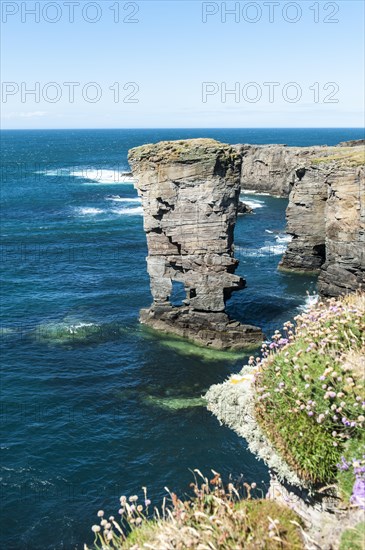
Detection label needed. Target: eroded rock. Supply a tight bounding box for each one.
[318,164,365,295]
[279,165,327,272]
[239,144,326,196]
[128,139,263,350]
[238,142,364,294]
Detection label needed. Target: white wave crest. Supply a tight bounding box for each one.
[72,169,134,184]
[240,189,271,196]
[298,293,319,312]
[236,243,287,257]
[37,167,134,184]
[259,244,288,255]
[77,207,105,216]
[106,196,141,203]
[275,233,292,244]
[66,322,95,334]
[111,206,143,216]
[240,198,266,209]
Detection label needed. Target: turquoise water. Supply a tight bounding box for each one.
[1,128,363,549]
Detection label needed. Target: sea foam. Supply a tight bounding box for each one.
[298,293,319,312]
[111,206,143,216]
[38,167,135,184]
[240,197,266,209]
[106,196,141,203]
[72,169,135,184]
[77,207,105,216]
[275,234,292,244]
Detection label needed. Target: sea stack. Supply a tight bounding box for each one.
[279,145,365,295]
[128,138,263,350]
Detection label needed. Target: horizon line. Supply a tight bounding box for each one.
[1,127,364,131]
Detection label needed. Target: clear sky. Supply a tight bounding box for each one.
[1,0,364,128]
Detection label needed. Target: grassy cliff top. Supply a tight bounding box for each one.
[128,138,233,164]
[311,146,365,167]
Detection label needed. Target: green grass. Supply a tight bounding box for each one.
[254,294,365,485]
[311,147,365,167]
[340,522,365,550]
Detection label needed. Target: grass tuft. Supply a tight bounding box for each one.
[86,473,304,549]
[339,522,365,550]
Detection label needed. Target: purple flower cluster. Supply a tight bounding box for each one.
[337,456,350,471]
[351,478,365,509]
[337,455,365,509]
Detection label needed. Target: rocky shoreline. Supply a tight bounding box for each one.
[205,293,365,549]
[206,374,364,550]
[239,140,364,295]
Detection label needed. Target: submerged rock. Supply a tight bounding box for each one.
[128,139,263,350]
[143,395,205,411]
[237,201,253,215]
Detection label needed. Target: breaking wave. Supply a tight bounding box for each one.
[240,197,266,209]
[36,167,135,185]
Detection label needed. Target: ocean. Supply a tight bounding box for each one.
[1,128,363,549]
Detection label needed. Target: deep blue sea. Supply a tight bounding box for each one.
[1,128,364,550]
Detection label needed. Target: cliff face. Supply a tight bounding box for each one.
[279,147,365,295]
[279,165,327,272]
[239,144,325,197]
[128,139,263,350]
[318,164,365,296]
[128,138,364,340]
[239,142,364,295]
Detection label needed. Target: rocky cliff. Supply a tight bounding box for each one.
[279,146,365,295]
[318,162,365,295]
[238,141,364,295]
[239,143,324,196]
[279,164,327,272]
[128,139,263,350]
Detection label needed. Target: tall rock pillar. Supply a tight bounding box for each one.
[128,139,263,350]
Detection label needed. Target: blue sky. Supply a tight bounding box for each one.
[1,0,364,128]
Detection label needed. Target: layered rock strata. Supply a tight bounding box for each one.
[238,141,364,294]
[318,164,365,295]
[239,144,324,196]
[279,165,328,272]
[279,147,365,295]
[128,139,263,349]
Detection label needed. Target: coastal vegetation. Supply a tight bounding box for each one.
[87,293,364,549]
[311,147,365,167]
[86,471,304,550]
[254,293,365,492]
